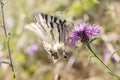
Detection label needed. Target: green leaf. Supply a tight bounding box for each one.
[0,60,10,65]
[88,54,95,64]
[0,0,4,6]
[0,24,2,27]
[0,0,9,6]
[88,38,97,44]
[106,50,119,64]
[6,32,11,42]
[12,72,16,80]
[81,0,97,10]
[68,1,83,16]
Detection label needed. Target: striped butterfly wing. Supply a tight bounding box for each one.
[33,13,66,43]
[25,12,67,63]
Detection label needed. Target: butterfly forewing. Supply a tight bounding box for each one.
[25,12,67,63]
[33,12,66,43]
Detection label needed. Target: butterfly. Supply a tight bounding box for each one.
[25,12,67,63]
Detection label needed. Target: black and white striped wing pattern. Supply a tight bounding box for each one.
[25,12,67,63]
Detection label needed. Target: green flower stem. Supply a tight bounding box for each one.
[86,43,120,80]
[0,1,16,80]
[86,44,113,72]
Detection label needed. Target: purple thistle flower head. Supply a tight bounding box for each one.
[67,21,101,46]
[25,44,39,56]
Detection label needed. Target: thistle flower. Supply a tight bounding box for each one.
[67,21,101,46]
[25,44,39,56]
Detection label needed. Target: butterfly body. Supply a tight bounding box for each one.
[25,12,67,63]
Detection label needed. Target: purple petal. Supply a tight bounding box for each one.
[25,44,39,55]
[67,21,101,46]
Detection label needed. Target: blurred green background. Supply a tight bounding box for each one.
[0,0,120,80]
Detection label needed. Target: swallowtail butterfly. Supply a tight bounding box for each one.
[25,12,67,63]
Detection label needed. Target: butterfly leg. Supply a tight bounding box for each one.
[62,48,67,59]
[50,51,59,63]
